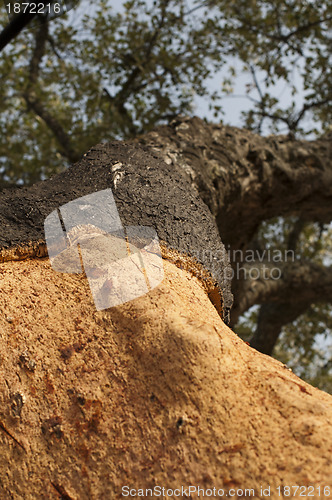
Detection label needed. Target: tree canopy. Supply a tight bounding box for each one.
[0,0,331,391]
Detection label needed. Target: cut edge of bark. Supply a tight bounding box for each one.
[0,240,225,322]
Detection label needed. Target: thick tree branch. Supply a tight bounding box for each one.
[135,116,332,250]
[249,301,313,355]
[231,260,332,326]
[0,141,233,322]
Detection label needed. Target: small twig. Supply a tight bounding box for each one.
[287,218,305,252]
[47,35,64,61]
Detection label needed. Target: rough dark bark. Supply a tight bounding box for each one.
[135,116,332,250]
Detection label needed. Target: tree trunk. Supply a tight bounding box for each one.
[1,121,332,496]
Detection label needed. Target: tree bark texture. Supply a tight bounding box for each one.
[1,121,332,496]
[0,258,332,498]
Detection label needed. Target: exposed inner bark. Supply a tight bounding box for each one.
[0,257,331,498]
[1,124,332,495]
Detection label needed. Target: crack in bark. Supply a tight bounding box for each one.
[0,421,26,452]
[50,482,74,500]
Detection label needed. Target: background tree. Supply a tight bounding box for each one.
[0,0,331,391]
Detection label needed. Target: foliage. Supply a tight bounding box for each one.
[275,304,332,393]
[0,0,227,185]
[211,0,332,135]
[0,0,331,185]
